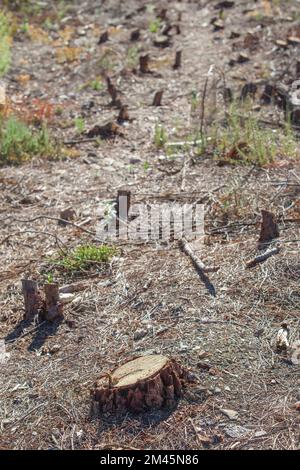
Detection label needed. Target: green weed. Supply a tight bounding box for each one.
[0,116,56,165]
[0,11,12,76]
[154,124,168,148]
[51,245,117,272]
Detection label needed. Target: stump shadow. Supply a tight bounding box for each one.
[93,401,179,438]
[5,317,63,351]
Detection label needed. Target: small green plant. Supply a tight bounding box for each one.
[43,18,54,31]
[45,272,54,284]
[0,116,56,165]
[149,18,161,33]
[56,0,72,21]
[154,124,168,148]
[74,117,85,134]
[143,161,150,170]
[89,78,103,91]
[98,50,118,72]
[126,46,139,68]
[3,0,42,15]
[51,245,117,272]
[55,106,63,116]
[190,90,199,113]
[20,21,29,34]
[212,101,298,166]
[0,11,12,76]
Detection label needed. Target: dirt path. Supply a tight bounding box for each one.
[0,0,299,450]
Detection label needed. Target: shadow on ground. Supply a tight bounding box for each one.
[5,317,63,351]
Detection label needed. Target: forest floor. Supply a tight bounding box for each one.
[0,0,299,450]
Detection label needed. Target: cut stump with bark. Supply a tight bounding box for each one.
[258,210,279,249]
[44,283,64,322]
[91,355,188,414]
[22,279,43,320]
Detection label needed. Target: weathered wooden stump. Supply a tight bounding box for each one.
[91,355,188,414]
[22,279,43,320]
[44,283,64,322]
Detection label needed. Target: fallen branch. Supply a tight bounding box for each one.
[179,238,218,297]
[246,246,280,269]
[63,137,98,145]
[179,238,219,273]
[4,215,96,237]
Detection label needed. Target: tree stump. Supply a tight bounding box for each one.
[258,210,279,249]
[139,54,150,74]
[91,355,188,414]
[173,50,182,70]
[44,283,63,322]
[22,279,43,320]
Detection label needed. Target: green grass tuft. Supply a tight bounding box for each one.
[154,124,168,148]
[0,116,56,165]
[213,101,299,166]
[51,245,117,272]
[0,11,12,76]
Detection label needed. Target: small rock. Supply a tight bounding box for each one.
[49,344,60,354]
[59,208,76,226]
[275,39,288,48]
[287,36,300,46]
[193,347,208,359]
[229,31,240,39]
[254,430,267,437]
[294,401,300,411]
[214,387,222,394]
[133,328,148,341]
[224,424,250,438]
[212,19,224,31]
[224,386,231,392]
[237,53,250,64]
[220,408,239,420]
[59,293,75,304]
[153,35,171,48]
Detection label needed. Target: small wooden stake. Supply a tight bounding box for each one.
[117,105,130,124]
[98,31,109,45]
[106,76,118,104]
[223,87,233,105]
[139,54,150,73]
[260,84,275,105]
[130,29,140,41]
[152,90,164,106]
[240,82,257,101]
[258,210,279,249]
[116,189,131,238]
[173,50,182,70]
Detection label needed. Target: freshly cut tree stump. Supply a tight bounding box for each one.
[91,355,188,414]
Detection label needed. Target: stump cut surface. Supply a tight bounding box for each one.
[111,355,168,388]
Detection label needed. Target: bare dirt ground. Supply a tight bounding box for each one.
[0,0,299,450]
